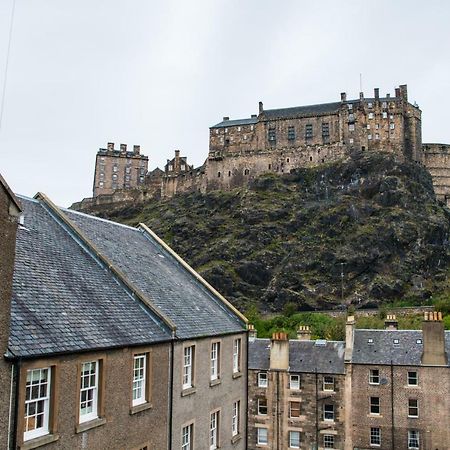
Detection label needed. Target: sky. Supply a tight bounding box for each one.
[0,0,450,207]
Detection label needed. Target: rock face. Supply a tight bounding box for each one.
[96,152,450,313]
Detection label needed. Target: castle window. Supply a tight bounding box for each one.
[257,428,268,446]
[125,167,131,174]
[349,138,354,144]
[237,126,241,131]
[369,369,380,385]
[322,123,330,138]
[268,164,272,170]
[390,114,394,119]
[367,124,371,130]
[309,156,312,161]
[375,133,380,140]
[323,376,334,391]
[390,123,395,130]
[289,431,300,448]
[225,128,228,133]
[250,125,254,131]
[228,171,231,177]
[368,112,374,119]
[125,176,130,182]
[368,102,373,109]
[375,124,379,129]
[348,103,353,110]
[168,165,173,171]
[99,172,104,179]
[323,404,334,421]
[225,138,230,145]
[215,129,219,134]
[305,124,313,139]
[140,168,145,175]
[288,126,296,140]
[181,165,185,171]
[99,182,104,188]
[258,398,268,415]
[370,427,381,446]
[289,374,300,390]
[258,372,268,388]
[289,401,301,418]
[244,169,249,175]
[113,165,118,172]
[139,176,144,182]
[348,113,354,121]
[268,128,276,142]
[323,435,334,449]
[244,135,247,140]
[383,112,388,118]
[217,172,221,178]
[368,134,372,140]
[286,158,290,163]
[349,124,355,132]
[382,101,388,109]
[112,174,118,180]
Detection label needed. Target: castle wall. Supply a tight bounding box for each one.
[422,143,450,205]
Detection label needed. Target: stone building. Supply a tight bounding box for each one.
[93,142,149,196]
[0,174,248,450]
[422,143,450,204]
[248,328,346,450]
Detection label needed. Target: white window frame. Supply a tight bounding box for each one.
[24,368,51,441]
[258,372,268,388]
[407,371,418,386]
[210,342,220,381]
[183,346,194,390]
[232,400,240,437]
[132,353,146,406]
[289,374,300,390]
[257,398,268,415]
[323,434,335,448]
[323,404,334,422]
[349,124,355,132]
[408,398,419,418]
[408,430,419,449]
[368,112,374,119]
[233,339,241,374]
[370,427,381,446]
[210,410,219,450]
[289,430,300,448]
[370,396,380,415]
[323,376,335,391]
[79,361,99,423]
[369,369,380,385]
[257,427,268,446]
[182,423,193,450]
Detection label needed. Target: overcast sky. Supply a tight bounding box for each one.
[0,0,449,206]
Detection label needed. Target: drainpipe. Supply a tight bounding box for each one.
[12,359,20,450]
[276,371,280,450]
[7,363,14,450]
[245,332,249,450]
[390,360,394,450]
[169,341,174,450]
[315,369,319,450]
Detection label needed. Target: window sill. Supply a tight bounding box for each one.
[231,433,242,444]
[210,378,221,387]
[20,433,60,449]
[130,402,153,415]
[232,371,243,379]
[181,386,196,397]
[76,417,106,434]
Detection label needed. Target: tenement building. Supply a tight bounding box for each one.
[248,314,450,450]
[0,173,248,450]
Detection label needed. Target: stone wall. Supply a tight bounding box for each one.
[422,143,450,205]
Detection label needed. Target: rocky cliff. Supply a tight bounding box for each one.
[90,151,450,313]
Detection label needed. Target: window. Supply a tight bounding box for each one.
[382,112,388,118]
[368,338,374,344]
[323,376,334,391]
[370,397,380,415]
[375,123,379,129]
[232,400,240,436]
[289,431,300,448]
[125,167,131,174]
[244,168,250,175]
[210,342,220,381]
[368,134,372,140]
[305,124,313,139]
[390,123,395,130]
[368,102,373,109]
[168,164,173,171]
[369,369,380,385]
[183,346,194,389]
[217,172,221,178]
[323,404,334,421]
[210,411,219,450]
[349,138,354,144]
[233,339,241,373]
[182,423,193,450]
[24,368,51,441]
[289,401,301,418]
[370,427,381,446]
[112,174,118,180]
[288,126,296,140]
[408,399,418,417]
[181,164,186,171]
[125,175,130,182]
[289,374,300,390]
[80,361,99,423]
[368,112,374,119]
[416,339,422,344]
[237,126,241,132]
[258,372,268,388]
[99,182,104,188]
[268,128,276,142]
[407,371,418,386]
[382,101,387,108]
[393,338,399,345]
[257,428,268,446]
[348,113,354,121]
[349,124,355,132]
[408,430,419,449]
[258,398,268,415]
[323,434,334,448]
[348,103,353,110]
[132,354,146,406]
[113,165,118,172]
[99,172,105,179]
[322,122,330,138]
[367,124,371,129]
[375,133,380,140]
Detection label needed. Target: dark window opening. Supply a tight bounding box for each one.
[288,126,296,141]
[228,171,231,177]
[217,172,221,178]
[322,122,330,138]
[244,169,249,175]
[286,158,290,163]
[305,124,313,139]
[268,128,276,142]
[309,156,313,161]
[268,164,272,170]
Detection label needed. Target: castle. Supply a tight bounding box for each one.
[73,84,450,210]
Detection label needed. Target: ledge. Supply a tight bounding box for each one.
[181,386,196,397]
[232,371,243,379]
[210,378,221,387]
[231,433,242,445]
[130,402,153,415]
[76,417,106,434]
[20,433,59,449]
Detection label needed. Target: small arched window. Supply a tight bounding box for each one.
[218,172,221,178]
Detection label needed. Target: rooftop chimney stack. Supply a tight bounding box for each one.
[248,324,257,342]
[133,145,140,155]
[251,114,257,119]
[270,332,289,370]
[395,87,401,98]
[374,88,380,100]
[359,92,364,100]
[223,116,229,121]
[120,143,127,153]
[399,84,408,101]
[385,314,398,330]
[386,93,391,99]
[297,325,311,341]
[175,149,180,158]
[340,92,347,102]
[259,101,264,114]
[345,315,355,362]
[422,311,447,365]
[107,142,114,150]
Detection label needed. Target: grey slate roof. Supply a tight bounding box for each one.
[261,102,342,120]
[9,197,172,358]
[248,338,345,374]
[211,117,258,129]
[64,209,245,340]
[352,329,450,366]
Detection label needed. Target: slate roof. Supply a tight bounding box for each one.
[211,117,258,129]
[64,209,245,340]
[248,338,345,374]
[352,329,450,366]
[261,102,342,120]
[9,197,172,358]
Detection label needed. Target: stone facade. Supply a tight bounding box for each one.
[422,143,450,205]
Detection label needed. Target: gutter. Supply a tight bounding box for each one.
[168,340,174,450]
[11,359,20,450]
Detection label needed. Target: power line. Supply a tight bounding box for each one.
[0,0,16,133]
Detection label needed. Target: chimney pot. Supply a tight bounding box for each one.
[340,92,347,102]
[297,325,311,340]
[385,314,398,330]
[251,114,257,118]
[248,323,257,341]
[395,87,401,98]
[175,149,180,157]
[133,145,140,154]
[120,143,127,152]
[374,88,380,99]
[223,116,229,121]
[259,101,264,114]
[107,142,114,150]
[386,93,391,99]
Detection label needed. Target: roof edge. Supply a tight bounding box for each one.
[34,192,177,334]
[0,173,22,213]
[138,222,248,325]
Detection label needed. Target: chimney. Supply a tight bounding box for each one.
[107,142,114,150]
[374,88,379,100]
[270,332,289,370]
[422,312,447,365]
[259,101,264,114]
[395,87,401,98]
[133,145,140,155]
[340,92,347,102]
[251,114,257,119]
[359,92,364,100]
[175,149,180,158]
[297,325,311,341]
[345,315,355,362]
[399,84,408,101]
[223,116,229,121]
[248,324,257,342]
[386,93,391,99]
[120,143,127,152]
[384,314,398,330]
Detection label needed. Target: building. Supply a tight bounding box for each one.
[248,314,450,450]
[248,328,346,450]
[0,174,248,450]
[93,142,149,196]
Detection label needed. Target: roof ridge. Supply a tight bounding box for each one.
[264,100,341,112]
[34,192,177,335]
[0,173,22,212]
